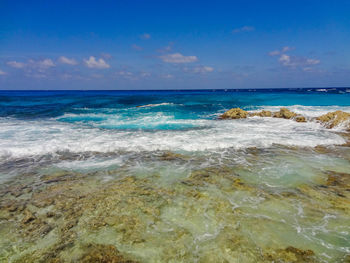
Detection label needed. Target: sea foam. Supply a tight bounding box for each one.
[0,110,346,159]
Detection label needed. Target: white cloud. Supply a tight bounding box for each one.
[306,58,320,65]
[279,54,320,68]
[5,58,56,78]
[7,61,26,68]
[193,66,214,73]
[84,56,110,69]
[279,54,291,65]
[58,56,78,65]
[160,53,198,63]
[184,66,214,74]
[269,46,294,56]
[232,26,255,33]
[7,59,55,74]
[269,47,320,71]
[0,70,7,76]
[140,33,151,39]
[36,59,55,69]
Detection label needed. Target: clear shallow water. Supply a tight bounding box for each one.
[0,89,350,262]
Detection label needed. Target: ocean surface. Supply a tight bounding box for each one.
[0,88,350,262]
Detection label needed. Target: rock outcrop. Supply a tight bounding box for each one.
[272,108,297,119]
[219,108,248,119]
[220,107,307,122]
[249,110,272,117]
[295,116,307,123]
[316,111,350,130]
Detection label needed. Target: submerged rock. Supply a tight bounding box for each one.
[219,108,248,119]
[22,209,36,224]
[160,151,188,161]
[80,244,137,263]
[264,246,316,262]
[316,110,350,130]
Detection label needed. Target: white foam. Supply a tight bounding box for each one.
[55,158,124,171]
[135,102,177,108]
[0,113,346,159]
[57,111,197,130]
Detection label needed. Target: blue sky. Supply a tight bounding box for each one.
[0,0,349,90]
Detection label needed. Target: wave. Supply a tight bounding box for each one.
[57,112,201,130]
[0,114,346,159]
[135,103,177,108]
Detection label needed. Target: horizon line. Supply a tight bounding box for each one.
[0,87,350,92]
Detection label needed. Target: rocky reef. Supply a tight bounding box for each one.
[317,111,350,130]
[219,107,306,122]
[1,147,350,262]
[220,108,350,127]
[249,110,272,117]
[219,107,249,119]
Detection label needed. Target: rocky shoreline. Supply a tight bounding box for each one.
[219,108,350,131]
[0,108,349,262]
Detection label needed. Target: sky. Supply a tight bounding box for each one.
[0,0,350,90]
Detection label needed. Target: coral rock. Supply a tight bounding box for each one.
[220,108,248,119]
[273,108,297,119]
[295,116,307,122]
[316,110,350,129]
[80,244,137,263]
[249,110,272,117]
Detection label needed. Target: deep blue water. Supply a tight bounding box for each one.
[1,88,350,122]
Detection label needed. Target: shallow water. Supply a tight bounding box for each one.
[0,89,349,262]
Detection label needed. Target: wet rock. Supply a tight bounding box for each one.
[183,166,242,188]
[1,199,25,213]
[41,171,84,184]
[0,210,11,220]
[80,244,138,263]
[314,145,333,154]
[316,110,350,129]
[249,110,272,117]
[220,107,307,123]
[22,209,36,224]
[219,108,248,119]
[300,170,350,213]
[264,246,315,262]
[46,211,55,218]
[325,171,350,190]
[14,254,62,263]
[273,108,297,119]
[295,116,307,122]
[160,151,188,161]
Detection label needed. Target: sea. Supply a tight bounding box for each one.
[0,88,349,262]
